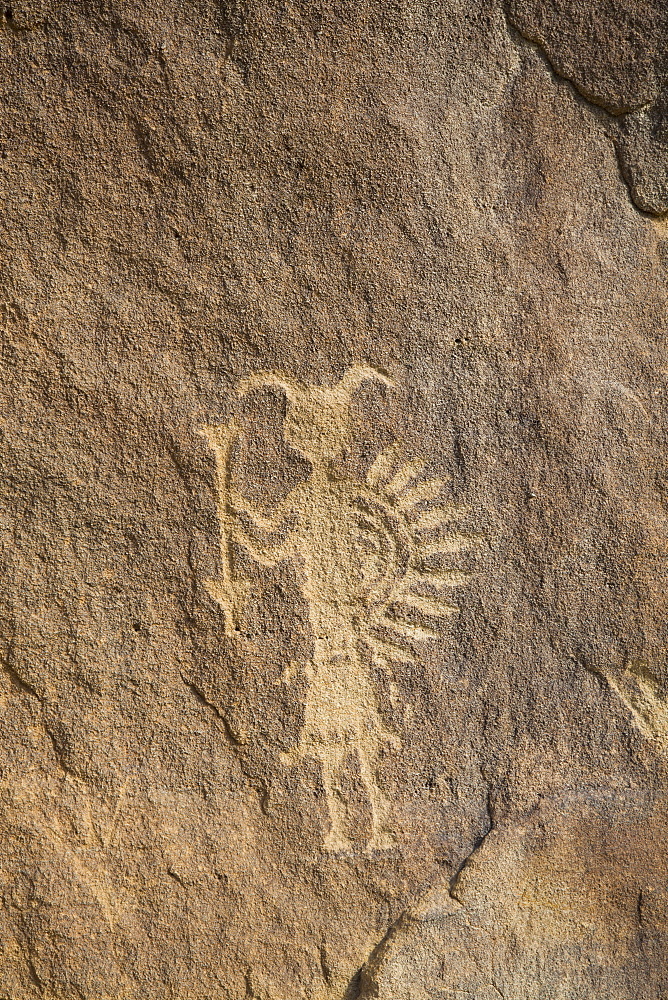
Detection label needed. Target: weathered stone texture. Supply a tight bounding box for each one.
[0,1,667,998]
[360,790,668,999]
[505,0,668,214]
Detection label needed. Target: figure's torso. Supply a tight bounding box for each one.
[292,476,369,628]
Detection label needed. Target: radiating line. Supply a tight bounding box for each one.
[366,443,402,488]
[418,533,480,557]
[398,594,459,618]
[384,618,442,641]
[413,506,465,530]
[386,459,426,496]
[366,635,416,665]
[395,479,449,510]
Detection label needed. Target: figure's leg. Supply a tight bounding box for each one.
[320,754,352,853]
[281,739,352,853]
[358,746,396,852]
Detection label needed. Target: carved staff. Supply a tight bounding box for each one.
[199,419,240,637]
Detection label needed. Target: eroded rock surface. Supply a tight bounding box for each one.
[505,0,668,214]
[360,790,668,999]
[0,1,667,998]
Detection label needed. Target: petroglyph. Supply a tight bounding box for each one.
[590,660,668,756]
[201,367,477,852]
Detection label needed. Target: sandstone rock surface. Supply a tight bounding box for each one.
[360,790,668,999]
[0,1,667,998]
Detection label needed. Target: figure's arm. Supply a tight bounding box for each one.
[230,518,293,567]
[201,419,301,633]
[227,488,295,535]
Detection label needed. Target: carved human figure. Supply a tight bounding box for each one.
[202,366,472,851]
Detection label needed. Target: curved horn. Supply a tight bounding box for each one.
[338,364,394,397]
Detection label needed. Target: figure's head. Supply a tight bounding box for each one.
[237,365,393,466]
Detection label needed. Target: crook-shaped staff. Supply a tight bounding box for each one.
[199,419,241,637]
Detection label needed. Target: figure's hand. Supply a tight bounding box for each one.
[204,577,241,637]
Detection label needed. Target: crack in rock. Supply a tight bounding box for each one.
[503,0,668,216]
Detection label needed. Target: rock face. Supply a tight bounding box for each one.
[505,0,668,215]
[0,1,667,998]
[359,790,668,999]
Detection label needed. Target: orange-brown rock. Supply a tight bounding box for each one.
[0,1,667,997]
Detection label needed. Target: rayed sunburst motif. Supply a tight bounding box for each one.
[200,366,478,852]
[353,442,474,670]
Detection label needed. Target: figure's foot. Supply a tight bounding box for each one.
[322,829,355,854]
[382,730,402,751]
[365,827,398,853]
